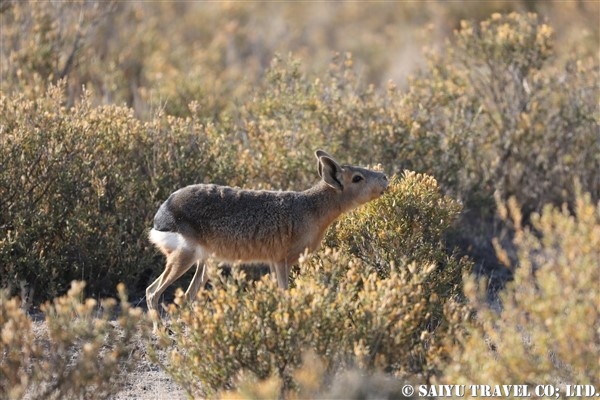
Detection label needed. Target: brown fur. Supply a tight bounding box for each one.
[146,150,388,314]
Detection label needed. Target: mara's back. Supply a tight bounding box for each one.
[155,184,309,234]
[152,183,330,262]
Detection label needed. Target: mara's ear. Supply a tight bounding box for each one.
[316,150,343,191]
[315,149,334,160]
[315,149,335,177]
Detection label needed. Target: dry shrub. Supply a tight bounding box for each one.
[225,52,404,190]
[444,191,600,387]
[0,281,149,400]
[154,252,452,398]
[402,12,599,214]
[3,2,596,115]
[328,171,463,274]
[220,351,413,400]
[0,292,35,399]
[393,12,600,286]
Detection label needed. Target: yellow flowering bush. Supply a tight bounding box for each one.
[444,191,600,387]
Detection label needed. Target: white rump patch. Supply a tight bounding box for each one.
[149,229,208,261]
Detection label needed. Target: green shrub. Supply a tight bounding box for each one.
[0,281,149,400]
[151,172,471,397]
[0,82,240,301]
[444,191,600,387]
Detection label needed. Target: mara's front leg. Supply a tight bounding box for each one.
[270,262,289,290]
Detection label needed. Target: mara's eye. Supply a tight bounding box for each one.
[352,175,363,183]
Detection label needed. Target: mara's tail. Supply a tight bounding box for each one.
[149,229,186,252]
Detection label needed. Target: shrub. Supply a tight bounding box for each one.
[390,12,600,286]
[2,10,597,303]
[0,281,149,400]
[444,191,600,387]
[154,252,459,398]
[219,351,413,400]
[328,171,463,275]
[0,82,240,301]
[402,12,599,214]
[4,2,596,116]
[0,3,597,398]
[151,172,471,397]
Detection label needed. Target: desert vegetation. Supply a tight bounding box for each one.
[1,1,598,398]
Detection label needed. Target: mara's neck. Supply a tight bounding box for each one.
[304,181,354,227]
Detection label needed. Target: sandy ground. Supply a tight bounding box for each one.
[114,318,189,399]
[114,364,187,400]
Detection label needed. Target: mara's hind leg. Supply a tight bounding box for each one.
[146,248,198,313]
[185,261,207,303]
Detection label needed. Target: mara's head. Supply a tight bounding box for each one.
[316,150,388,207]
